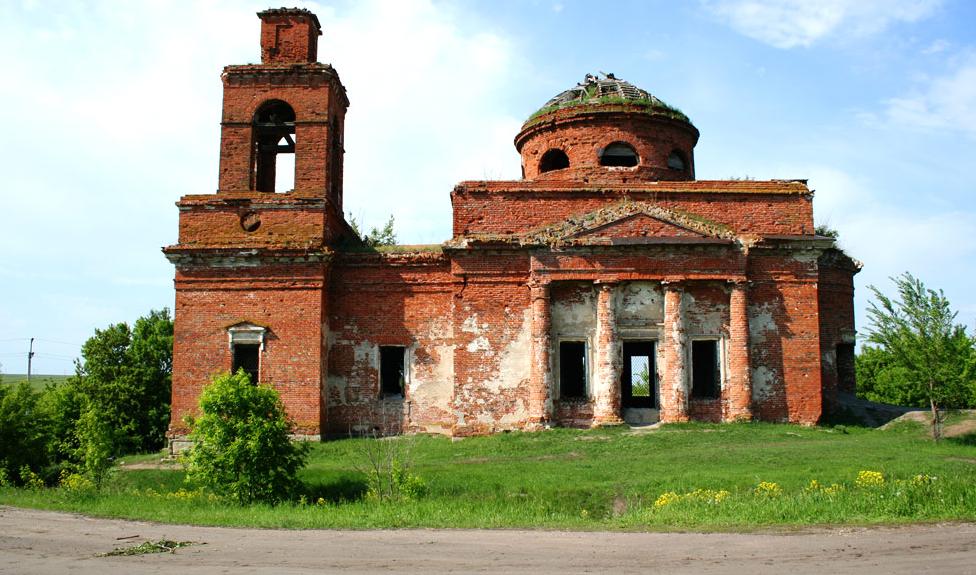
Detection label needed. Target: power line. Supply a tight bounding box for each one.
[35,338,83,348]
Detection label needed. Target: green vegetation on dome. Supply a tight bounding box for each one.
[522,74,691,129]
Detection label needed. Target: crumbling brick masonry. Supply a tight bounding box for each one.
[164,8,860,447]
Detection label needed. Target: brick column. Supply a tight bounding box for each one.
[593,282,623,425]
[726,280,753,421]
[528,281,553,427]
[660,282,689,422]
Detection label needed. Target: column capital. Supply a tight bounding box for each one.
[727,277,751,288]
[661,277,686,289]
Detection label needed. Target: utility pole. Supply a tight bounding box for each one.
[27,337,35,384]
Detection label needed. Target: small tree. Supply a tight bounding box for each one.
[349,214,397,247]
[865,273,976,440]
[74,401,116,488]
[183,371,308,504]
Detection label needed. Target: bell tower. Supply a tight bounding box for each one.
[165,8,349,448]
[217,8,348,213]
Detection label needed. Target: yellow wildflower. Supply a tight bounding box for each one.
[754,481,782,497]
[855,470,885,488]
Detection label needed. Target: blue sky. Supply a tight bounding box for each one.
[1,0,974,375]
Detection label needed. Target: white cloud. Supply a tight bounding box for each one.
[922,39,950,55]
[0,0,525,372]
[884,52,976,139]
[703,0,942,49]
[805,165,976,334]
[322,0,523,243]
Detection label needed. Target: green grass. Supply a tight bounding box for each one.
[2,421,975,531]
[2,374,71,392]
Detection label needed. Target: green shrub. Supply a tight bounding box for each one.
[0,381,53,485]
[74,401,117,488]
[183,371,308,504]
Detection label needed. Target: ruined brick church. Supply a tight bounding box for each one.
[165,8,859,445]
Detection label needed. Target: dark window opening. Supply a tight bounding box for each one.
[622,340,656,408]
[599,142,638,167]
[667,150,686,171]
[559,341,587,399]
[232,344,260,384]
[836,343,856,393]
[539,149,570,173]
[253,99,296,193]
[329,116,343,208]
[380,346,406,397]
[691,340,720,399]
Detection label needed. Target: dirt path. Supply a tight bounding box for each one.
[1,506,974,574]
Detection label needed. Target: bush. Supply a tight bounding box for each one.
[74,401,117,488]
[183,371,308,504]
[0,381,53,485]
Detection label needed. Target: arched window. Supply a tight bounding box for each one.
[253,100,296,193]
[539,149,570,173]
[599,142,638,167]
[667,150,686,171]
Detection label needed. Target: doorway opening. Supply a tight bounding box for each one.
[622,340,656,408]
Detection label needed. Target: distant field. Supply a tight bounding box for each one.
[2,374,71,391]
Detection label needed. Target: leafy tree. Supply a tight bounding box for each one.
[863,272,976,439]
[70,309,173,454]
[0,381,53,484]
[183,371,308,504]
[74,400,117,488]
[349,214,397,247]
[37,378,86,467]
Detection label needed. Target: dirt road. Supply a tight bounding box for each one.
[1,506,974,574]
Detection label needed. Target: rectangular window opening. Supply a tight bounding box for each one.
[691,340,720,399]
[232,343,260,384]
[380,346,406,398]
[559,341,587,399]
[836,343,856,392]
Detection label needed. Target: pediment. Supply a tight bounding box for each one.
[571,212,708,240]
[521,201,737,247]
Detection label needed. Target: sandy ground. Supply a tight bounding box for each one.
[2,507,975,574]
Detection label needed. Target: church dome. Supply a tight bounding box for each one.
[526,73,690,128]
[515,73,699,183]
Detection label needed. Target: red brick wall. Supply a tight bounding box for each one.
[259,11,320,64]
[517,109,698,182]
[325,252,455,436]
[218,67,345,195]
[818,252,859,401]
[451,252,534,435]
[453,185,814,238]
[748,250,823,423]
[169,263,327,437]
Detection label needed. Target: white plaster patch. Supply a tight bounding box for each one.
[684,289,726,336]
[821,350,836,372]
[466,335,491,353]
[488,308,531,394]
[460,313,488,334]
[751,365,778,401]
[616,281,664,326]
[327,374,348,405]
[748,302,777,344]
[551,284,596,336]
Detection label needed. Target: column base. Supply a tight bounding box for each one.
[659,413,691,423]
[591,415,626,427]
